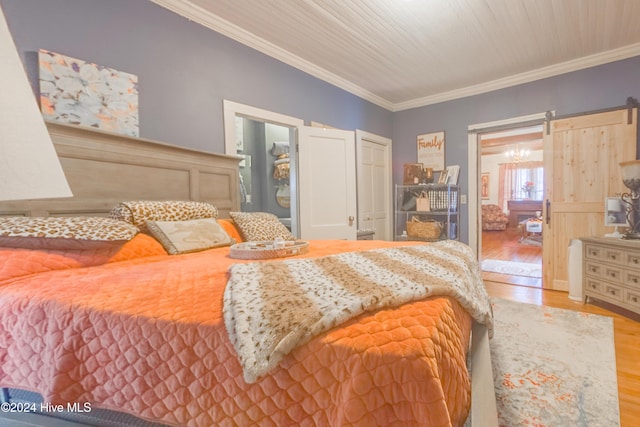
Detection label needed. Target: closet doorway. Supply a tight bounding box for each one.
[479,125,544,288]
[356,130,393,241]
[223,100,359,240]
[223,100,303,236]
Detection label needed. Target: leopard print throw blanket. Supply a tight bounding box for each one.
[224,240,493,383]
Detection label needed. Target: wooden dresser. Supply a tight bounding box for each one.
[581,237,640,315]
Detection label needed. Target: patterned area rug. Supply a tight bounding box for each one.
[481,259,542,278]
[490,298,619,427]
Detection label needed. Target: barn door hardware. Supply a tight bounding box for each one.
[545,199,551,225]
[626,97,638,125]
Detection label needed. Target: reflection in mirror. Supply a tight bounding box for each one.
[235,116,293,229]
[223,100,303,237]
[605,196,626,238]
[238,153,251,204]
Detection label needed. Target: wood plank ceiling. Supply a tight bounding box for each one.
[480,126,543,156]
[152,0,640,111]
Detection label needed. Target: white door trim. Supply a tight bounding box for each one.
[467,133,480,258]
[355,130,393,240]
[467,111,550,258]
[223,100,304,155]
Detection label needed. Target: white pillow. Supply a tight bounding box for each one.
[146,218,234,255]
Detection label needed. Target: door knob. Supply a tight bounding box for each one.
[348,216,355,226]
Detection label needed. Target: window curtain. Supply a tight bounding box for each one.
[498,161,544,211]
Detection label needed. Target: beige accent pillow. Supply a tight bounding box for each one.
[229,212,295,242]
[110,200,219,232]
[146,218,234,255]
[0,216,139,250]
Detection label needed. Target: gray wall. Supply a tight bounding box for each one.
[0,0,393,154]
[3,0,640,242]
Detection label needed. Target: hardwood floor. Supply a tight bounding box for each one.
[481,227,542,287]
[484,280,640,427]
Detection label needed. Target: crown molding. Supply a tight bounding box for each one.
[390,42,640,111]
[149,0,394,111]
[151,0,640,113]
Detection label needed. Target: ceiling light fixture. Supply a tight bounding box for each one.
[504,147,530,163]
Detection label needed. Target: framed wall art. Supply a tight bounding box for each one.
[417,131,445,171]
[437,169,448,184]
[403,163,424,185]
[39,49,139,137]
[444,165,460,185]
[481,173,490,199]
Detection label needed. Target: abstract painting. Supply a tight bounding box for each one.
[39,49,139,137]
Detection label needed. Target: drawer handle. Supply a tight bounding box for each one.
[631,295,639,303]
[631,276,639,284]
[608,272,618,278]
[607,288,618,296]
[609,254,617,260]
[590,267,598,273]
[590,284,597,289]
[632,257,640,264]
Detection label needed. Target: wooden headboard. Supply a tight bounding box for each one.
[0,122,240,218]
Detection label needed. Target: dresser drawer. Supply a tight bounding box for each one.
[603,248,624,265]
[584,261,602,277]
[584,244,603,261]
[585,278,603,295]
[624,270,640,287]
[625,289,640,311]
[602,282,624,302]
[602,265,623,282]
[625,252,640,269]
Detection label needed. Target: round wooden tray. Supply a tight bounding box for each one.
[229,240,309,260]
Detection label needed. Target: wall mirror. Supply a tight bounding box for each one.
[605,196,626,237]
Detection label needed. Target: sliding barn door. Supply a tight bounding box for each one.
[542,107,637,290]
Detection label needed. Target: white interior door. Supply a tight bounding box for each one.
[356,131,392,240]
[298,126,357,240]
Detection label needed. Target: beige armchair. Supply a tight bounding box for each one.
[482,204,509,231]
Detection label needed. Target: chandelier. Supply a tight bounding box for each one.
[504,147,530,163]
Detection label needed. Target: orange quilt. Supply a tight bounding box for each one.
[0,236,474,427]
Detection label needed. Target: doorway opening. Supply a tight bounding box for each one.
[223,100,362,240]
[235,117,295,221]
[478,124,544,288]
[223,100,303,237]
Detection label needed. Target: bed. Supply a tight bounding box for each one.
[0,123,497,427]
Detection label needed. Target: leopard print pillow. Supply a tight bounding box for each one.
[110,201,218,232]
[229,212,295,242]
[0,216,139,250]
